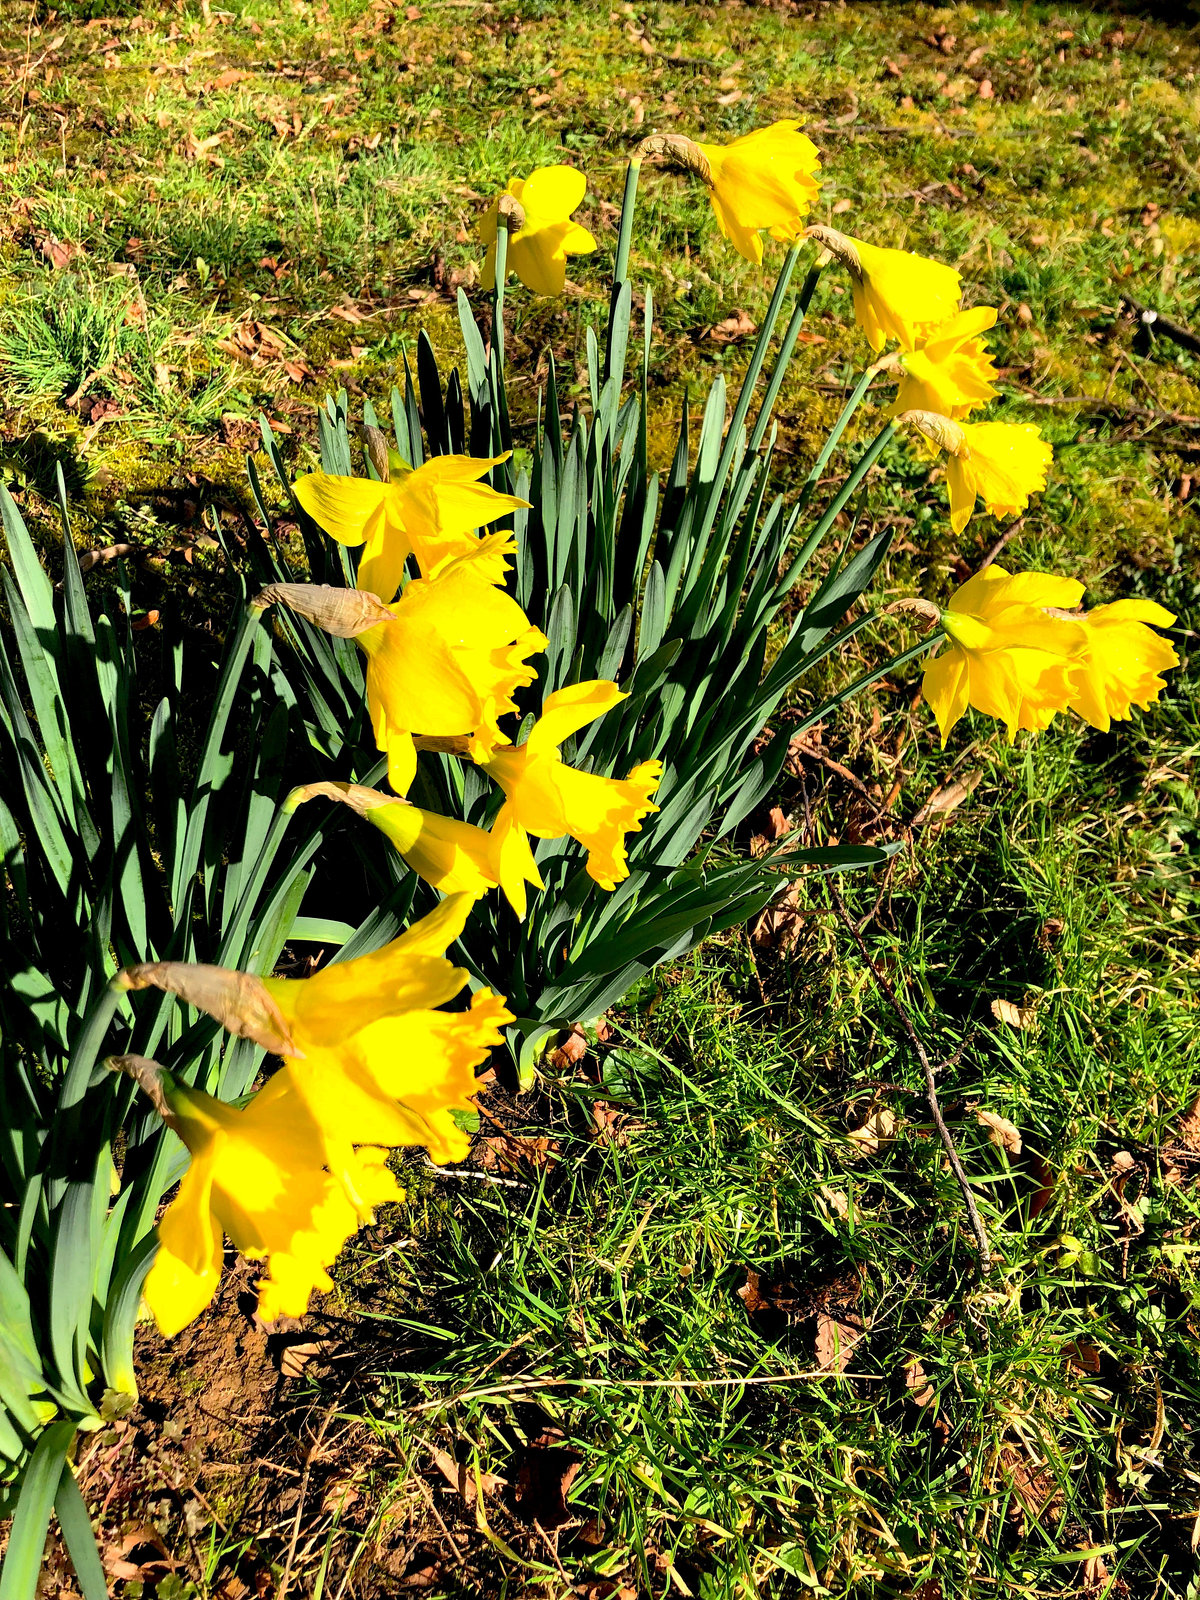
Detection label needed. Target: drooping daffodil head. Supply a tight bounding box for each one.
[115,895,514,1331]
[286,781,500,903]
[355,557,547,795]
[806,225,962,353]
[480,679,663,917]
[920,566,1088,745]
[479,165,597,296]
[899,410,1053,535]
[691,120,822,265]
[293,451,529,605]
[887,306,999,421]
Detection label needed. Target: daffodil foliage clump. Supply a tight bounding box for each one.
[0,121,1179,1588]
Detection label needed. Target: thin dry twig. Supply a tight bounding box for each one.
[825,874,992,1270]
[278,1396,348,1600]
[979,515,1025,570]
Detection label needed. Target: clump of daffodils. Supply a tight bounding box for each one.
[123,116,1177,1341]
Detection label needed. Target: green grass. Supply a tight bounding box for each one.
[3,0,1200,1595]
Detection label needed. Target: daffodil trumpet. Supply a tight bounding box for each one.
[286,781,501,902]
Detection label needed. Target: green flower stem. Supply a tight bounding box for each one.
[692,242,802,551]
[492,223,509,370]
[795,361,885,512]
[778,419,897,593]
[613,157,641,288]
[746,257,825,457]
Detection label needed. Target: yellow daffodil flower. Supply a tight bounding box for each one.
[887,307,999,420]
[480,680,663,917]
[358,556,547,794]
[293,452,529,604]
[118,891,509,1181]
[1067,600,1178,732]
[139,1066,401,1337]
[247,895,509,1171]
[692,120,822,264]
[900,411,1053,534]
[480,166,597,296]
[286,781,501,901]
[806,226,962,352]
[921,566,1088,745]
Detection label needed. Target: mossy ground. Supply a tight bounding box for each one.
[3,2,1200,1597]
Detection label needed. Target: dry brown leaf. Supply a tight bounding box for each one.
[705,310,757,344]
[277,1340,326,1378]
[751,876,805,955]
[547,1024,588,1070]
[975,1108,1022,1155]
[911,771,981,824]
[846,1102,897,1157]
[990,997,1038,1031]
[1000,1443,1063,1524]
[1063,1340,1101,1375]
[903,1359,935,1407]
[815,1309,866,1372]
[478,1132,560,1173]
[815,1185,849,1221]
[321,1477,361,1515]
[1176,1097,1200,1152]
[1081,1552,1109,1587]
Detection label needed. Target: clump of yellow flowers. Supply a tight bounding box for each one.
[121,114,1176,1341]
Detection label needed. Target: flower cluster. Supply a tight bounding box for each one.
[122,116,1177,1341]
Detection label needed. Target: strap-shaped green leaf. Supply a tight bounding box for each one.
[54,1465,108,1600]
[0,1419,75,1600]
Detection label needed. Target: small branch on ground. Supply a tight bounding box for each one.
[979,515,1025,570]
[825,876,993,1271]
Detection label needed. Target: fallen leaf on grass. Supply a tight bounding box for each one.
[547,1024,588,1070]
[846,1102,897,1157]
[990,997,1038,1031]
[591,1100,644,1147]
[429,1446,504,1508]
[815,1309,866,1371]
[911,771,981,825]
[1063,1340,1101,1374]
[750,877,804,954]
[478,1132,560,1173]
[815,1185,849,1221]
[36,231,78,269]
[704,310,757,343]
[276,1339,331,1378]
[1000,1443,1063,1525]
[514,1430,582,1528]
[976,1109,1022,1155]
[903,1359,935,1407]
